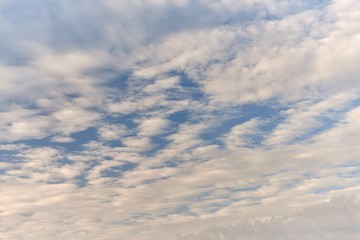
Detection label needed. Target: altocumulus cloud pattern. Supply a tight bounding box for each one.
[1,0,360,239]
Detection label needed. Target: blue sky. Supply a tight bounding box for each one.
[1,0,360,239]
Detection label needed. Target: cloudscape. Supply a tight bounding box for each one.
[1,0,360,239]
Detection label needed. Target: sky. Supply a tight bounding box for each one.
[1,0,360,239]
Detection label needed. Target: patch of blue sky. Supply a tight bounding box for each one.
[294,120,338,143]
[312,186,346,195]
[288,100,360,145]
[101,162,137,178]
[302,0,332,10]
[206,201,232,213]
[327,163,360,179]
[71,127,98,147]
[104,112,138,130]
[16,127,98,153]
[103,140,125,148]
[167,70,208,101]
[200,103,284,147]
[335,162,360,169]
[73,160,101,188]
[106,70,133,92]
[143,135,171,157]
[284,177,305,189]
[185,191,212,202]
[168,109,191,124]
[0,149,19,162]
[55,160,74,171]
[163,88,200,104]
[140,112,192,157]
[334,170,360,179]
[154,156,185,169]
[74,174,88,188]
[64,92,83,100]
[350,95,360,104]
[1,99,40,110]
[222,0,330,27]
[162,204,198,217]
[199,117,245,147]
[13,136,56,149]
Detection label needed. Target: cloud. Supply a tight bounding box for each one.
[0,107,50,141]
[136,117,171,136]
[52,106,101,135]
[222,118,263,148]
[178,197,360,240]
[97,124,128,141]
[265,91,359,145]
[0,0,360,239]
[131,0,360,105]
[51,135,76,143]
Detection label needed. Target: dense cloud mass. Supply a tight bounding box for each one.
[1,0,360,239]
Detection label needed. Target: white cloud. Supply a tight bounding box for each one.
[144,76,179,93]
[178,197,360,240]
[130,0,360,106]
[52,106,101,135]
[223,118,263,148]
[0,0,360,239]
[0,143,27,151]
[122,136,153,152]
[97,124,128,141]
[0,107,50,141]
[107,95,168,115]
[137,117,171,137]
[265,91,358,145]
